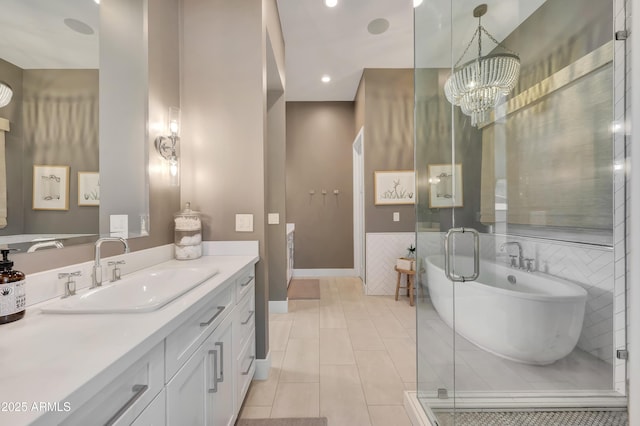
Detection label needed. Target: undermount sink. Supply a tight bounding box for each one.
[41,264,219,314]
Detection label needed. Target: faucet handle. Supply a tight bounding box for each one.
[58,271,81,298]
[523,258,535,272]
[508,255,518,268]
[108,260,125,281]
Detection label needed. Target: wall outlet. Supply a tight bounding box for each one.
[268,213,280,225]
[110,214,129,238]
[235,214,254,232]
[393,212,400,222]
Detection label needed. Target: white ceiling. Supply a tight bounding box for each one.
[277,0,546,101]
[1,1,546,100]
[0,0,99,69]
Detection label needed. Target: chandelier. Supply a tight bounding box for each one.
[444,4,520,127]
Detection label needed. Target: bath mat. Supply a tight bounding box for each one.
[432,409,628,426]
[287,279,320,300]
[236,418,327,426]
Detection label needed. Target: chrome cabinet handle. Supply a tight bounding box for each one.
[240,277,254,287]
[444,227,480,282]
[215,342,224,383]
[104,384,148,426]
[241,356,255,375]
[208,349,219,394]
[200,306,225,326]
[241,310,255,325]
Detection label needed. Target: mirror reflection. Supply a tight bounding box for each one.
[0,0,100,249]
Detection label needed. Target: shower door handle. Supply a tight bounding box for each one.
[444,227,480,282]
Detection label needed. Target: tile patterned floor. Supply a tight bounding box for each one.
[238,277,415,426]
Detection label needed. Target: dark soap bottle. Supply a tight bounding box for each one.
[0,249,26,325]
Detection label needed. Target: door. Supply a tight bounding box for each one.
[352,127,365,284]
[415,0,622,423]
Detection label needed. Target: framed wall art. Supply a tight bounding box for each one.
[374,170,415,205]
[33,165,69,210]
[428,163,463,208]
[78,172,100,206]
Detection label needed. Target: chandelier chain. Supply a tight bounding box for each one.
[453,25,517,68]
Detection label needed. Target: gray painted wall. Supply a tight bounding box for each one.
[285,101,355,269]
[181,0,285,360]
[360,69,416,233]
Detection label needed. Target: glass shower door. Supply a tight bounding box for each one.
[416,0,625,424]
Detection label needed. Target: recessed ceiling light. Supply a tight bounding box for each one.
[413,0,423,7]
[321,75,331,83]
[324,0,338,8]
[367,18,390,35]
[64,18,95,35]
[94,0,100,3]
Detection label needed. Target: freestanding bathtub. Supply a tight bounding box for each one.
[425,255,588,365]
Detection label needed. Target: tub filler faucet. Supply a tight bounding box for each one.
[500,242,524,269]
[92,237,130,288]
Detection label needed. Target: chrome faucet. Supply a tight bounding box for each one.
[27,240,64,253]
[92,237,130,288]
[500,241,524,269]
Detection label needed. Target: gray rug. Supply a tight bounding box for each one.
[433,410,628,426]
[287,279,320,300]
[236,418,327,426]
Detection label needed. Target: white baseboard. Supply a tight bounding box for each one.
[254,351,271,381]
[293,268,356,277]
[404,391,433,426]
[269,300,288,313]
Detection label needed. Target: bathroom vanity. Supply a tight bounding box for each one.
[0,242,258,426]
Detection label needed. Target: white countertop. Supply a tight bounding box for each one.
[0,254,258,426]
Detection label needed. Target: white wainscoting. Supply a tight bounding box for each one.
[365,232,416,295]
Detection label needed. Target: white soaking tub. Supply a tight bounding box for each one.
[425,255,588,365]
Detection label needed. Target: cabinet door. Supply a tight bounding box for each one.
[166,343,207,425]
[166,313,235,426]
[207,315,235,426]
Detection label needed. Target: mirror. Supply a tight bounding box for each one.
[0,0,149,252]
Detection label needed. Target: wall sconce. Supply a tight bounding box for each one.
[154,107,180,186]
[0,81,13,108]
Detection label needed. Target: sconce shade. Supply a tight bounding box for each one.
[0,82,13,108]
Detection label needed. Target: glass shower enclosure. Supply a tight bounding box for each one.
[414,0,628,423]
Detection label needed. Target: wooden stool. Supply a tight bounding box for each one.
[394,266,416,306]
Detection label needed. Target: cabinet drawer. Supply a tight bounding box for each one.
[165,283,234,380]
[236,330,256,405]
[61,341,164,426]
[236,286,255,351]
[236,267,255,303]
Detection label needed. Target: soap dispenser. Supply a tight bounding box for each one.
[0,249,26,325]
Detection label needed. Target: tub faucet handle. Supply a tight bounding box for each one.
[523,258,535,272]
[508,255,518,268]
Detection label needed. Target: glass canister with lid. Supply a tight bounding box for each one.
[174,202,202,260]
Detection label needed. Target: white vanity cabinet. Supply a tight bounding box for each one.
[164,264,255,426]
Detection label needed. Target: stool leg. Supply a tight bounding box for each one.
[406,275,410,297]
[395,271,401,301]
[409,275,414,306]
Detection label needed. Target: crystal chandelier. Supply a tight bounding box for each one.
[444,4,520,127]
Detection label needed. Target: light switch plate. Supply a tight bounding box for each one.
[110,214,129,238]
[393,212,400,222]
[236,214,254,232]
[268,213,280,225]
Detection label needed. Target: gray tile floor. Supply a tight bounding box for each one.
[238,277,415,425]
[238,277,615,426]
